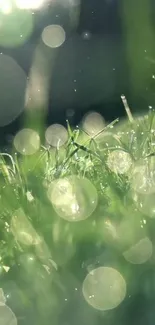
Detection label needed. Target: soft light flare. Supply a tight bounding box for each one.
[0,0,12,14]
[15,0,44,9]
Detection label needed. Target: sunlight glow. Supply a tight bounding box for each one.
[0,8,33,47]
[0,0,12,14]
[15,0,44,9]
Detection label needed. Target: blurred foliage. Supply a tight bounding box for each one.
[1,110,155,324]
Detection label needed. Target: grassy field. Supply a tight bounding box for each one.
[0,108,155,324]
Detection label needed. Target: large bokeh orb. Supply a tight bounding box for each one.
[14,128,40,155]
[45,124,68,147]
[47,176,98,222]
[82,267,126,311]
[42,25,66,48]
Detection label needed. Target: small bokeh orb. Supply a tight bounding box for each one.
[107,150,132,174]
[45,124,68,147]
[0,54,27,126]
[82,111,105,137]
[82,31,91,40]
[130,157,155,194]
[42,25,66,48]
[47,176,98,222]
[82,267,126,311]
[14,128,40,155]
[123,237,152,264]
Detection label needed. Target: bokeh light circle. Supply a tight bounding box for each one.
[82,111,105,137]
[0,54,27,126]
[14,128,40,155]
[82,267,126,311]
[11,208,41,246]
[82,31,91,40]
[130,157,155,194]
[0,305,17,325]
[0,8,33,47]
[107,150,132,174]
[0,287,17,325]
[42,25,66,48]
[123,237,152,264]
[45,124,68,147]
[0,288,6,305]
[47,176,98,222]
[133,191,155,218]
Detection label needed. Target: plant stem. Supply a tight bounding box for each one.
[121,94,134,122]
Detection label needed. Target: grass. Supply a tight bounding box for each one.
[1,103,155,324]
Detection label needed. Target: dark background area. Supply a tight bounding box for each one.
[0,0,155,146]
